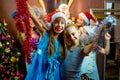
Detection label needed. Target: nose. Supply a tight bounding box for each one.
[58,22,62,26]
[70,34,74,40]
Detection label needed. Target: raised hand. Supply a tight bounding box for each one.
[27,3,36,17]
[27,2,48,38]
[105,32,111,40]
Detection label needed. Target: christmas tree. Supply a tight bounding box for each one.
[0,20,24,80]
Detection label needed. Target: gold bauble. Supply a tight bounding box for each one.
[17,52,21,56]
[6,42,10,45]
[6,34,10,38]
[12,40,14,43]
[14,76,20,80]
[16,58,19,62]
[0,42,2,47]
[10,56,16,63]
[0,23,1,26]
[11,72,15,76]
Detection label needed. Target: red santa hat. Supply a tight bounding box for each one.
[46,11,68,28]
[79,12,96,26]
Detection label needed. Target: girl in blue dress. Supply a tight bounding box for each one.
[25,11,68,80]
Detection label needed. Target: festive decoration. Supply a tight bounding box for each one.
[103,15,117,29]
[59,4,68,14]
[79,12,96,26]
[15,0,31,63]
[84,26,98,37]
[93,15,117,51]
[0,20,24,79]
[46,11,68,28]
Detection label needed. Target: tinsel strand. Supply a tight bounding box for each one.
[16,0,31,63]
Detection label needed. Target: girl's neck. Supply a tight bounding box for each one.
[70,42,79,50]
[53,33,59,39]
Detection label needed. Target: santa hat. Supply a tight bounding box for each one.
[58,4,68,14]
[79,12,96,26]
[83,26,98,37]
[46,11,68,28]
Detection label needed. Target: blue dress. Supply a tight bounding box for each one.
[80,51,99,80]
[25,32,61,80]
[60,46,84,80]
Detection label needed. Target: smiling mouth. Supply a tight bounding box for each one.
[77,22,82,25]
[55,27,63,31]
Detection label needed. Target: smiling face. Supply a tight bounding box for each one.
[66,24,80,46]
[76,16,85,27]
[53,17,66,34]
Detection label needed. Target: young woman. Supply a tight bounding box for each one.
[25,11,68,80]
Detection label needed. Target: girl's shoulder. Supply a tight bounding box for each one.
[40,31,49,41]
[38,31,49,47]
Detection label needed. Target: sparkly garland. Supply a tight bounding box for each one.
[15,0,31,63]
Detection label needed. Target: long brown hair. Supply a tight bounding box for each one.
[48,17,66,60]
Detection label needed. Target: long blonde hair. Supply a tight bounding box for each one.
[64,24,80,54]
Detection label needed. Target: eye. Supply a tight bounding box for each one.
[61,21,65,24]
[72,33,75,36]
[54,21,58,23]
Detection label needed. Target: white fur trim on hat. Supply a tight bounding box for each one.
[51,12,68,24]
[79,13,89,26]
[46,12,68,28]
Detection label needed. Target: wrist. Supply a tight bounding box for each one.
[105,39,110,41]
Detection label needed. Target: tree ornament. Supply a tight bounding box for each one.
[16,0,31,63]
[6,42,10,45]
[0,13,24,80]
[10,56,16,63]
[16,58,19,62]
[5,48,10,53]
[11,72,15,76]
[16,71,20,76]
[14,76,20,80]
[0,42,2,47]
[6,70,11,75]
[1,35,6,40]
[17,52,21,56]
